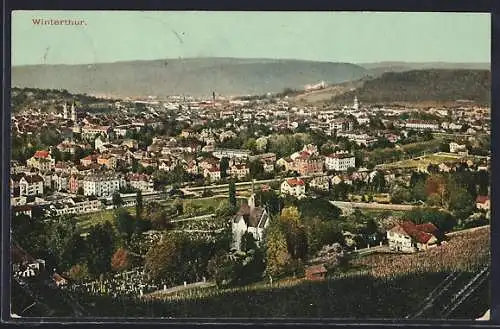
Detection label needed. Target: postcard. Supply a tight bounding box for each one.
[8,10,491,321]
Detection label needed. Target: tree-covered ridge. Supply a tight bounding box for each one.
[11,87,115,113]
[331,69,490,105]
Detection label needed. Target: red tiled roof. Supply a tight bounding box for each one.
[395,221,437,244]
[415,223,438,234]
[287,178,305,187]
[305,264,327,275]
[34,150,50,159]
[476,195,489,204]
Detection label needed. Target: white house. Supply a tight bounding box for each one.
[449,142,467,154]
[281,178,306,199]
[52,173,69,192]
[127,173,155,192]
[228,164,250,179]
[309,176,330,191]
[476,195,490,211]
[387,221,439,253]
[19,175,44,196]
[83,173,124,197]
[325,152,356,171]
[231,194,270,250]
[203,166,221,181]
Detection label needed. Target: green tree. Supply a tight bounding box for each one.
[220,157,230,178]
[249,160,264,180]
[279,207,308,260]
[240,232,258,252]
[390,184,412,204]
[476,170,489,196]
[51,147,62,162]
[228,180,237,209]
[306,218,344,256]
[144,233,187,284]
[112,191,123,208]
[135,190,143,220]
[264,223,292,278]
[114,208,136,244]
[207,252,237,287]
[131,158,139,173]
[66,263,90,283]
[448,187,476,222]
[85,222,116,276]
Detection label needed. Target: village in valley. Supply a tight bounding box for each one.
[10,84,491,318]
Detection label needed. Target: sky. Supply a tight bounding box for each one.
[11,11,491,66]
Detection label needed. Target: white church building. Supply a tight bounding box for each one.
[231,194,270,251]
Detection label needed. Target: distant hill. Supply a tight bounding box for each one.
[11,58,369,98]
[361,62,490,77]
[330,69,491,105]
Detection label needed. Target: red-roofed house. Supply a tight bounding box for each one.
[27,150,55,172]
[33,150,50,159]
[203,166,221,182]
[387,221,439,253]
[476,196,490,211]
[305,264,328,281]
[281,178,306,199]
[80,154,98,167]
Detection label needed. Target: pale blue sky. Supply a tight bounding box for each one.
[12,11,491,66]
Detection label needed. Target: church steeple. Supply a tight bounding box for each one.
[71,100,77,122]
[63,102,68,119]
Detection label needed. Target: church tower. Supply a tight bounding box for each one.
[71,101,77,122]
[353,96,359,111]
[63,102,68,119]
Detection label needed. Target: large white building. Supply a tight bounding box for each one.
[48,196,101,216]
[83,173,125,197]
[212,148,251,160]
[405,120,440,131]
[81,125,113,140]
[336,132,377,146]
[325,152,356,171]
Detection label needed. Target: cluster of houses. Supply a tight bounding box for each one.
[277,144,356,176]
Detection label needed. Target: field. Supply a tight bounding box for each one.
[76,196,234,231]
[76,206,135,231]
[350,226,490,277]
[349,193,391,203]
[377,152,462,170]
